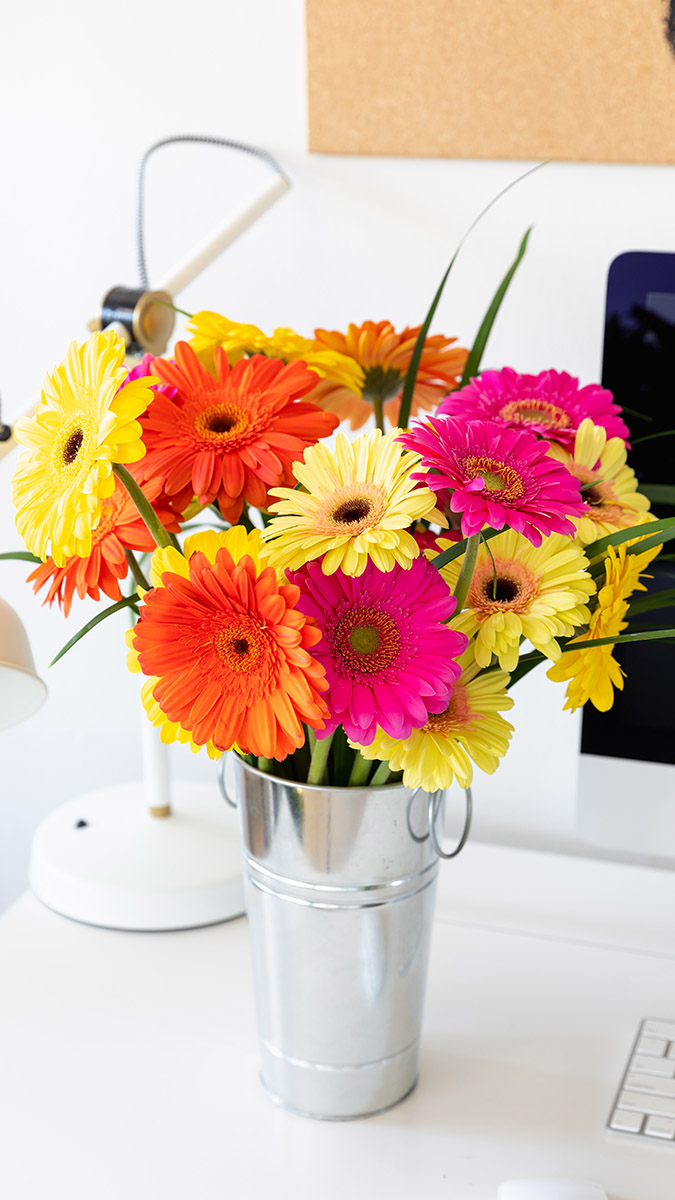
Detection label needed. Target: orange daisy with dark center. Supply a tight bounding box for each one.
[27,472,179,617]
[131,547,329,760]
[139,342,338,522]
[309,320,468,430]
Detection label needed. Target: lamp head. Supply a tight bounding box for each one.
[0,596,47,731]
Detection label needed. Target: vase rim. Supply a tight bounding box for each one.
[230,752,425,796]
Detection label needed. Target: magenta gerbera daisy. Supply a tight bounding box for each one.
[398,417,584,546]
[289,557,467,744]
[438,368,630,449]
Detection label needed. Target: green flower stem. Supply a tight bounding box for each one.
[124,548,151,592]
[307,731,335,785]
[348,751,372,787]
[370,761,391,786]
[257,757,274,774]
[113,464,171,550]
[369,392,385,433]
[452,532,480,614]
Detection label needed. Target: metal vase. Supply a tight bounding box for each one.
[228,754,442,1120]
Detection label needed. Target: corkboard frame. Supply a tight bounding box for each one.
[307,0,675,164]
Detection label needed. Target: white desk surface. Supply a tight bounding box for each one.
[1,842,674,1200]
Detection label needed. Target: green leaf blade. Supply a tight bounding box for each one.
[50,596,139,667]
[0,551,42,564]
[459,227,532,388]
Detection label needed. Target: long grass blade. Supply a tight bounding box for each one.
[459,227,532,388]
[50,596,139,667]
[584,516,675,561]
[560,627,675,652]
[397,162,546,429]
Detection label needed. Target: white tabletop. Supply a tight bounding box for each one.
[1,842,674,1200]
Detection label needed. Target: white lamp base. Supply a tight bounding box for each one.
[29,780,245,931]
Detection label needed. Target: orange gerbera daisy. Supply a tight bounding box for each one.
[26,473,180,617]
[130,541,329,759]
[141,342,339,521]
[309,321,468,429]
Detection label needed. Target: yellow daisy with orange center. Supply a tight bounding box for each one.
[262,428,439,576]
[351,644,514,792]
[547,418,652,545]
[433,530,596,672]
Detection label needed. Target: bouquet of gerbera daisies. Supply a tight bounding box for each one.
[5,240,675,797]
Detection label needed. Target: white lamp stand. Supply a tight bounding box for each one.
[29,721,245,931]
[10,146,288,930]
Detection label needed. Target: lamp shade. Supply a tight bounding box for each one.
[0,596,47,731]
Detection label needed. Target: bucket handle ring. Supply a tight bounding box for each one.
[218,756,238,809]
[407,787,473,860]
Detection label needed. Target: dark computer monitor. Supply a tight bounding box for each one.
[577,251,675,857]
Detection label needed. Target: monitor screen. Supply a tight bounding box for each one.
[581,251,675,768]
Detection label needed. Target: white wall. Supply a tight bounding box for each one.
[1,0,674,910]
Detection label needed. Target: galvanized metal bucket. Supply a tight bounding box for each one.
[221,754,470,1120]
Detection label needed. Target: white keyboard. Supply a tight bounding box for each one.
[608,1018,675,1142]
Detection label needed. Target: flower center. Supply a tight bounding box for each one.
[487,577,519,603]
[463,454,525,502]
[63,428,84,464]
[574,467,620,512]
[499,397,570,430]
[315,483,387,536]
[214,617,267,673]
[331,604,400,677]
[195,403,249,443]
[362,365,402,403]
[424,685,471,735]
[349,623,382,654]
[468,557,539,615]
[333,499,372,524]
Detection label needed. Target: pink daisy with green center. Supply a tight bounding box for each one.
[398,417,584,546]
[438,367,629,450]
[289,556,467,744]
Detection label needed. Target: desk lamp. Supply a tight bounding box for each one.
[0,596,47,730]
[1,135,290,930]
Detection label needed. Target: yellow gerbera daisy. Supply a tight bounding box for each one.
[547,418,652,545]
[547,542,658,711]
[127,526,267,757]
[261,428,438,576]
[186,310,363,393]
[351,644,514,792]
[434,530,596,671]
[12,331,155,567]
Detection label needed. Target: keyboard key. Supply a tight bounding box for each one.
[630,1054,675,1077]
[626,1073,675,1097]
[643,1020,675,1041]
[644,1115,675,1140]
[618,1089,675,1118]
[636,1036,668,1057]
[668,1044,675,1061]
[609,1109,643,1134]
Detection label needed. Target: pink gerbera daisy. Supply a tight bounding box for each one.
[438,368,630,449]
[399,417,584,546]
[290,557,467,744]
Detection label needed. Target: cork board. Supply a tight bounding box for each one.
[307,0,675,163]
